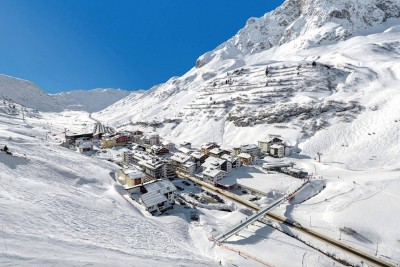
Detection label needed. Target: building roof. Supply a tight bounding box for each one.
[162,140,174,146]
[270,144,284,149]
[183,161,196,168]
[144,179,177,195]
[177,147,191,154]
[139,158,164,169]
[238,153,252,159]
[171,153,190,163]
[202,168,226,178]
[125,168,145,180]
[262,162,294,169]
[201,142,218,149]
[240,144,259,150]
[286,167,307,174]
[259,135,283,143]
[221,154,237,162]
[140,191,168,208]
[202,156,226,169]
[190,151,204,159]
[144,133,159,138]
[209,147,226,155]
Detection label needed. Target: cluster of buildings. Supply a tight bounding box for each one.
[67,126,303,215]
[115,133,302,214]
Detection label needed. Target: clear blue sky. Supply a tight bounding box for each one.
[0,0,283,93]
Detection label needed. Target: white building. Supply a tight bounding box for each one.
[202,168,226,184]
[78,142,93,153]
[75,137,91,146]
[221,154,241,170]
[201,156,226,171]
[120,168,146,188]
[237,152,253,165]
[176,146,191,155]
[139,179,177,215]
[123,150,135,165]
[170,153,195,175]
[162,140,175,151]
[269,144,291,158]
[240,144,260,156]
[258,136,284,153]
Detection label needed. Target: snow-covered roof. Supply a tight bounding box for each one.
[202,168,226,178]
[238,153,252,159]
[190,151,204,159]
[162,140,174,146]
[201,142,218,149]
[209,147,226,155]
[177,147,191,154]
[286,167,307,174]
[259,135,283,143]
[270,144,284,149]
[183,161,196,168]
[144,133,159,138]
[221,154,237,162]
[139,158,164,169]
[170,153,190,163]
[125,168,145,180]
[240,144,259,150]
[202,156,226,169]
[144,179,176,195]
[262,162,293,168]
[140,191,167,208]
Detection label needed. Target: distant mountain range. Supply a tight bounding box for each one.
[0,74,135,112]
[51,88,131,112]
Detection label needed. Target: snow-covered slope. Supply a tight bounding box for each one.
[96,0,400,171]
[0,74,61,112]
[52,88,134,112]
[0,102,214,266]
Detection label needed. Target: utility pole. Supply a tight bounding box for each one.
[64,128,67,142]
[375,241,379,256]
[21,107,25,122]
[339,229,342,240]
[316,152,323,162]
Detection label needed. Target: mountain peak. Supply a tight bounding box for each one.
[196,0,400,69]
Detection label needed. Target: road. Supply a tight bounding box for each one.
[178,172,396,267]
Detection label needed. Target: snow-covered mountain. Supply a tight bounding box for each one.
[52,88,133,112]
[0,74,134,113]
[96,0,400,170]
[0,74,62,112]
[197,0,400,66]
